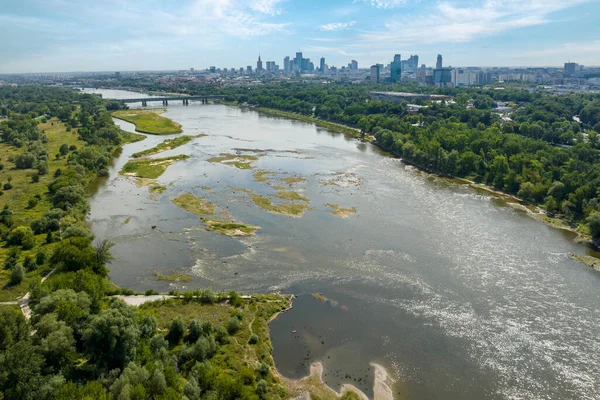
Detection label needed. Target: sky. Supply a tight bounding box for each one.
[1,0,599,73]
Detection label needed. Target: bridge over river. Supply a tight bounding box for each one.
[117,95,225,106]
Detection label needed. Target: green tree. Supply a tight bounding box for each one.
[227,317,240,335]
[588,212,600,248]
[59,144,69,156]
[0,306,29,351]
[10,263,25,286]
[82,299,140,370]
[167,316,186,345]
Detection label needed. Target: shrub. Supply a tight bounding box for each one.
[27,198,38,209]
[3,183,12,190]
[199,289,215,304]
[14,152,36,169]
[24,256,37,272]
[31,174,40,183]
[167,316,186,344]
[10,263,25,286]
[8,226,35,249]
[59,144,69,156]
[248,334,259,344]
[227,317,240,335]
[36,251,46,265]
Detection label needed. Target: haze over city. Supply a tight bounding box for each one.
[1,0,600,73]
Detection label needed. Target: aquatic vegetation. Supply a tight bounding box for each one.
[250,194,311,216]
[325,204,357,218]
[280,177,307,184]
[207,153,259,170]
[201,219,260,236]
[172,193,216,215]
[229,186,255,194]
[153,270,193,282]
[253,170,277,182]
[149,185,167,194]
[112,109,183,134]
[131,135,205,158]
[120,155,190,179]
[274,191,309,202]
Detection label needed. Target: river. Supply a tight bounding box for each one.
[85,88,600,400]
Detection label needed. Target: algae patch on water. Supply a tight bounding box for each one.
[172,193,216,215]
[250,194,311,217]
[326,204,357,218]
[112,109,183,135]
[153,271,193,282]
[131,135,205,158]
[253,170,277,182]
[121,155,189,179]
[201,219,260,236]
[149,185,167,194]
[208,153,259,170]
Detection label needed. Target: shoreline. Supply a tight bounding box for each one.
[268,295,397,400]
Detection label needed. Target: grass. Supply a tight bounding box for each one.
[250,194,312,217]
[172,193,216,215]
[202,219,260,236]
[229,186,255,194]
[280,177,307,185]
[121,130,147,144]
[112,109,183,135]
[569,253,600,271]
[131,135,205,158]
[120,155,190,179]
[274,191,309,202]
[254,171,277,182]
[208,153,259,170]
[325,204,357,219]
[149,185,167,194]
[153,271,193,282]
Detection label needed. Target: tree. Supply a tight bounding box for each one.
[167,316,186,345]
[227,317,240,335]
[59,144,69,156]
[588,212,600,248]
[187,318,204,343]
[0,306,29,351]
[148,368,167,397]
[10,263,25,286]
[83,299,140,370]
[0,340,46,399]
[7,225,36,249]
[34,313,76,371]
[139,314,157,339]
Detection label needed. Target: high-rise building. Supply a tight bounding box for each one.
[295,52,303,71]
[390,55,402,83]
[351,60,358,71]
[564,62,578,76]
[266,61,275,72]
[320,57,326,72]
[370,65,380,83]
[247,66,252,73]
[209,66,216,73]
[407,55,419,71]
[284,56,290,72]
[436,54,443,69]
[257,55,263,72]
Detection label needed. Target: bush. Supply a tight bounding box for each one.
[227,317,240,335]
[36,251,46,265]
[69,145,77,151]
[59,144,69,156]
[24,256,37,272]
[248,334,259,344]
[31,174,40,183]
[167,316,186,344]
[145,289,158,296]
[10,263,25,286]
[8,226,35,249]
[3,183,13,190]
[199,289,215,305]
[27,198,38,209]
[14,152,36,169]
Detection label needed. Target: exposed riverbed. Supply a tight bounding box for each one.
[86,89,600,400]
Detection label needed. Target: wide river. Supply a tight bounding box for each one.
[86,89,600,400]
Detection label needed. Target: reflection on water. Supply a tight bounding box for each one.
[87,89,600,400]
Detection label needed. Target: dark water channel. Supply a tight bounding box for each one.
[86,89,600,400]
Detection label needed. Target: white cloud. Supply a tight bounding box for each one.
[356,0,591,46]
[320,21,356,31]
[355,0,413,9]
[514,40,600,64]
[248,0,286,15]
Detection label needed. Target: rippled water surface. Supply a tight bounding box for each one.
[87,89,600,400]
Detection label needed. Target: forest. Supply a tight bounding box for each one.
[0,86,292,400]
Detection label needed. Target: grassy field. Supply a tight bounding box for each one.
[0,119,86,300]
[254,108,360,138]
[131,134,205,158]
[250,194,312,217]
[274,191,309,202]
[325,204,357,219]
[120,155,190,179]
[112,109,183,135]
[208,153,260,170]
[172,193,216,215]
[202,219,260,236]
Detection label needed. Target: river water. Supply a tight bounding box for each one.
[85,89,600,400]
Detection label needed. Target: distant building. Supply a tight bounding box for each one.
[320,57,326,72]
[370,65,380,83]
[407,55,419,72]
[390,55,402,83]
[114,72,121,78]
[246,66,252,73]
[434,67,452,85]
[564,62,578,76]
[436,54,443,69]
[209,66,216,73]
[351,60,358,71]
[295,52,303,72]
[284,56,290,72]
[256,55,263,72]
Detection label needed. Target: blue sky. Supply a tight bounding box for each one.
[1,0,599,73]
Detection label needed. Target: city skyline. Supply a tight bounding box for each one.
[1,0,600,74]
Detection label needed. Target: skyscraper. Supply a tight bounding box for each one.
[257,55,263,72]
[320,57,326,72]
[284,56,290,72]
[351,60,358,71]
[370,65,380,83]
[390,55,401,83]
[436,54,442,69]
[295,52,303,72]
